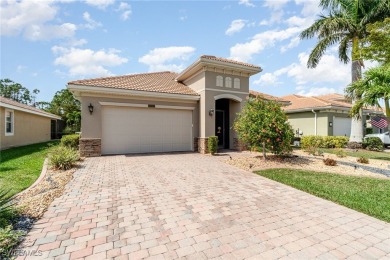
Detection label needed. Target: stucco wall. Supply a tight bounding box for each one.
[0,107,52,150]
[287,111,329,136]
[79,95,199,140]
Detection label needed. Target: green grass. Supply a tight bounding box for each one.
[256,168,390,222]
[323,148,390,161]
[0,141,59,197]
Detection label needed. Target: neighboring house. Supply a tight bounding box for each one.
[249,90,291,105]
[0,97,62,150]
[67,55,262,156]
[281,93,383,137]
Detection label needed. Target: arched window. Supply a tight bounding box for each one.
[234,78,240,89]
[225,77,232,88]
[216,75,223,87]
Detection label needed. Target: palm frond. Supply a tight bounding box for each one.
[307,33,346,68]
[0,189,14,214]
[338,35,351,63]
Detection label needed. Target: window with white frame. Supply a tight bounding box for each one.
[225,77,232,88]
[216,75,223,87]
[234,78,240,89]
[5,109,14,136]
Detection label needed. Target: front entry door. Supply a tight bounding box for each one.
[215,110,224,147]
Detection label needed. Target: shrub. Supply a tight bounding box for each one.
[362,137,384,152]
[323,158,337,166]
[208,136,218,155]
[324,136,349,148]
[0,225,24,258]
[234,98,294,159]
[61,134,80,149]
[48,146,79,170]
[301,136,348,149]
[357,156,369,164]
[335,149,347,158]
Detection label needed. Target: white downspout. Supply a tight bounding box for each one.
[312,109,317,135]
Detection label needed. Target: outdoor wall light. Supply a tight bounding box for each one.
[329,122,333,127]
[209,109,214,116]
[88,103,94,115]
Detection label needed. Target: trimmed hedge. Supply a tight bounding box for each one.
[301,135,349,149]
[61,134,80,149]
[208,136,218,155]
[362,137,384,152]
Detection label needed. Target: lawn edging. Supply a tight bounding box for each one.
[12,158,48,200]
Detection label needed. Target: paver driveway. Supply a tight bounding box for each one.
[20,153,390,259]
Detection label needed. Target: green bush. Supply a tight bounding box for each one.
[61,134,80,149]
[208,136,218,155]
[48,146,79,170]
[0,225,24,258]
[335,149,347,158]
[301,136,349,150]
[362,137,384,152]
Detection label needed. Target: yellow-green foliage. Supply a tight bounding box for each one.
[208,136,218,155]
[61,134,80,149]
[301,136,348,149]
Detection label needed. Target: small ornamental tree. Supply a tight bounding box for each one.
[234,97,294,159]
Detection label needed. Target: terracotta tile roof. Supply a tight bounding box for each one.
[249,90,290,103]
[282,93,383,113]
[201,55,261,69]
[0,96,61,119]
[68,71,199,96]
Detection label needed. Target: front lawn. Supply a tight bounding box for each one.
[0,141,59,197]
[323,148,390,161]
[256,169,390,222]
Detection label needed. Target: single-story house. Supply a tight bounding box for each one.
[281,93,383,137]
[0,96,62,150]
[67,55,262,156]
[249,90,290,105]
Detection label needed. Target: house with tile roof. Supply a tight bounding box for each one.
[68,55,262,156]
[0,96,61,150]
[282,93,383,137]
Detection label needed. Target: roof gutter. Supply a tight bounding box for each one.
[0,102,61,120]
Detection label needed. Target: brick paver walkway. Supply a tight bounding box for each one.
[19,153,390,259]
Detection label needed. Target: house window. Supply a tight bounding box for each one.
[5,109,14,136]
[234,78,240,89]
[216,75,223,87]
[225,77,232,88]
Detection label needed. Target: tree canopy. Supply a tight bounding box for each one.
[234,98,294,159]
[361,18,390,64]
[0,79,39,105]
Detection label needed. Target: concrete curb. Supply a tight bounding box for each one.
[12,158,49,200]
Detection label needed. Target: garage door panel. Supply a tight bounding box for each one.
[334,117,351,136]
[102,106,192,154]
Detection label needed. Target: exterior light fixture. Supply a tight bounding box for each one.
[88,103,94,115]
[329,122,333,127]
[209,109,214,116]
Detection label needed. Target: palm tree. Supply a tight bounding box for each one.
[300,0,390,143]
[346,64,390,131]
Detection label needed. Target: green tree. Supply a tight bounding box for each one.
[0,79,39,105]
[346,64,390,132]
[47,89,81,132]
[361,18,390,64]
[300,0,390,143]
[234,97,294,159]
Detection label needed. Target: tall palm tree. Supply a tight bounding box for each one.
[300,0,390,143]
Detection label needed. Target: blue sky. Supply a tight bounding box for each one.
[1,0,357,102]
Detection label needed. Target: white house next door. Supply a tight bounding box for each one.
[101,106,192,154]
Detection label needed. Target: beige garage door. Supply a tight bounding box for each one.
[102,106,193,154]
[333,117,351,136]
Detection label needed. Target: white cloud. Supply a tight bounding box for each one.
[229,27,302,62]
[85,0,115,9]
[280,36,300,53]
[295,0,321,17]
[259,10,284,25]
[264,0,290,10]
[225,19,246,36]
[82,12,102,29]
[297,87,338,96]
[238,0,255,7]
[280,52,350,86]
[138,46,196,72]
[117,2,131,21]
[52,46,128,77]
[0,0,76,41]
[253,72,280,86]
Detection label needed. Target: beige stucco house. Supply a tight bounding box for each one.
[68,55,262,156]
[282,94,383,137]
[0,97,61,150]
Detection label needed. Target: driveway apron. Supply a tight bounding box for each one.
[19,153,390,259]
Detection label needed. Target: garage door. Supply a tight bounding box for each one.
[102,106,193,154]
[333,117,351,136]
